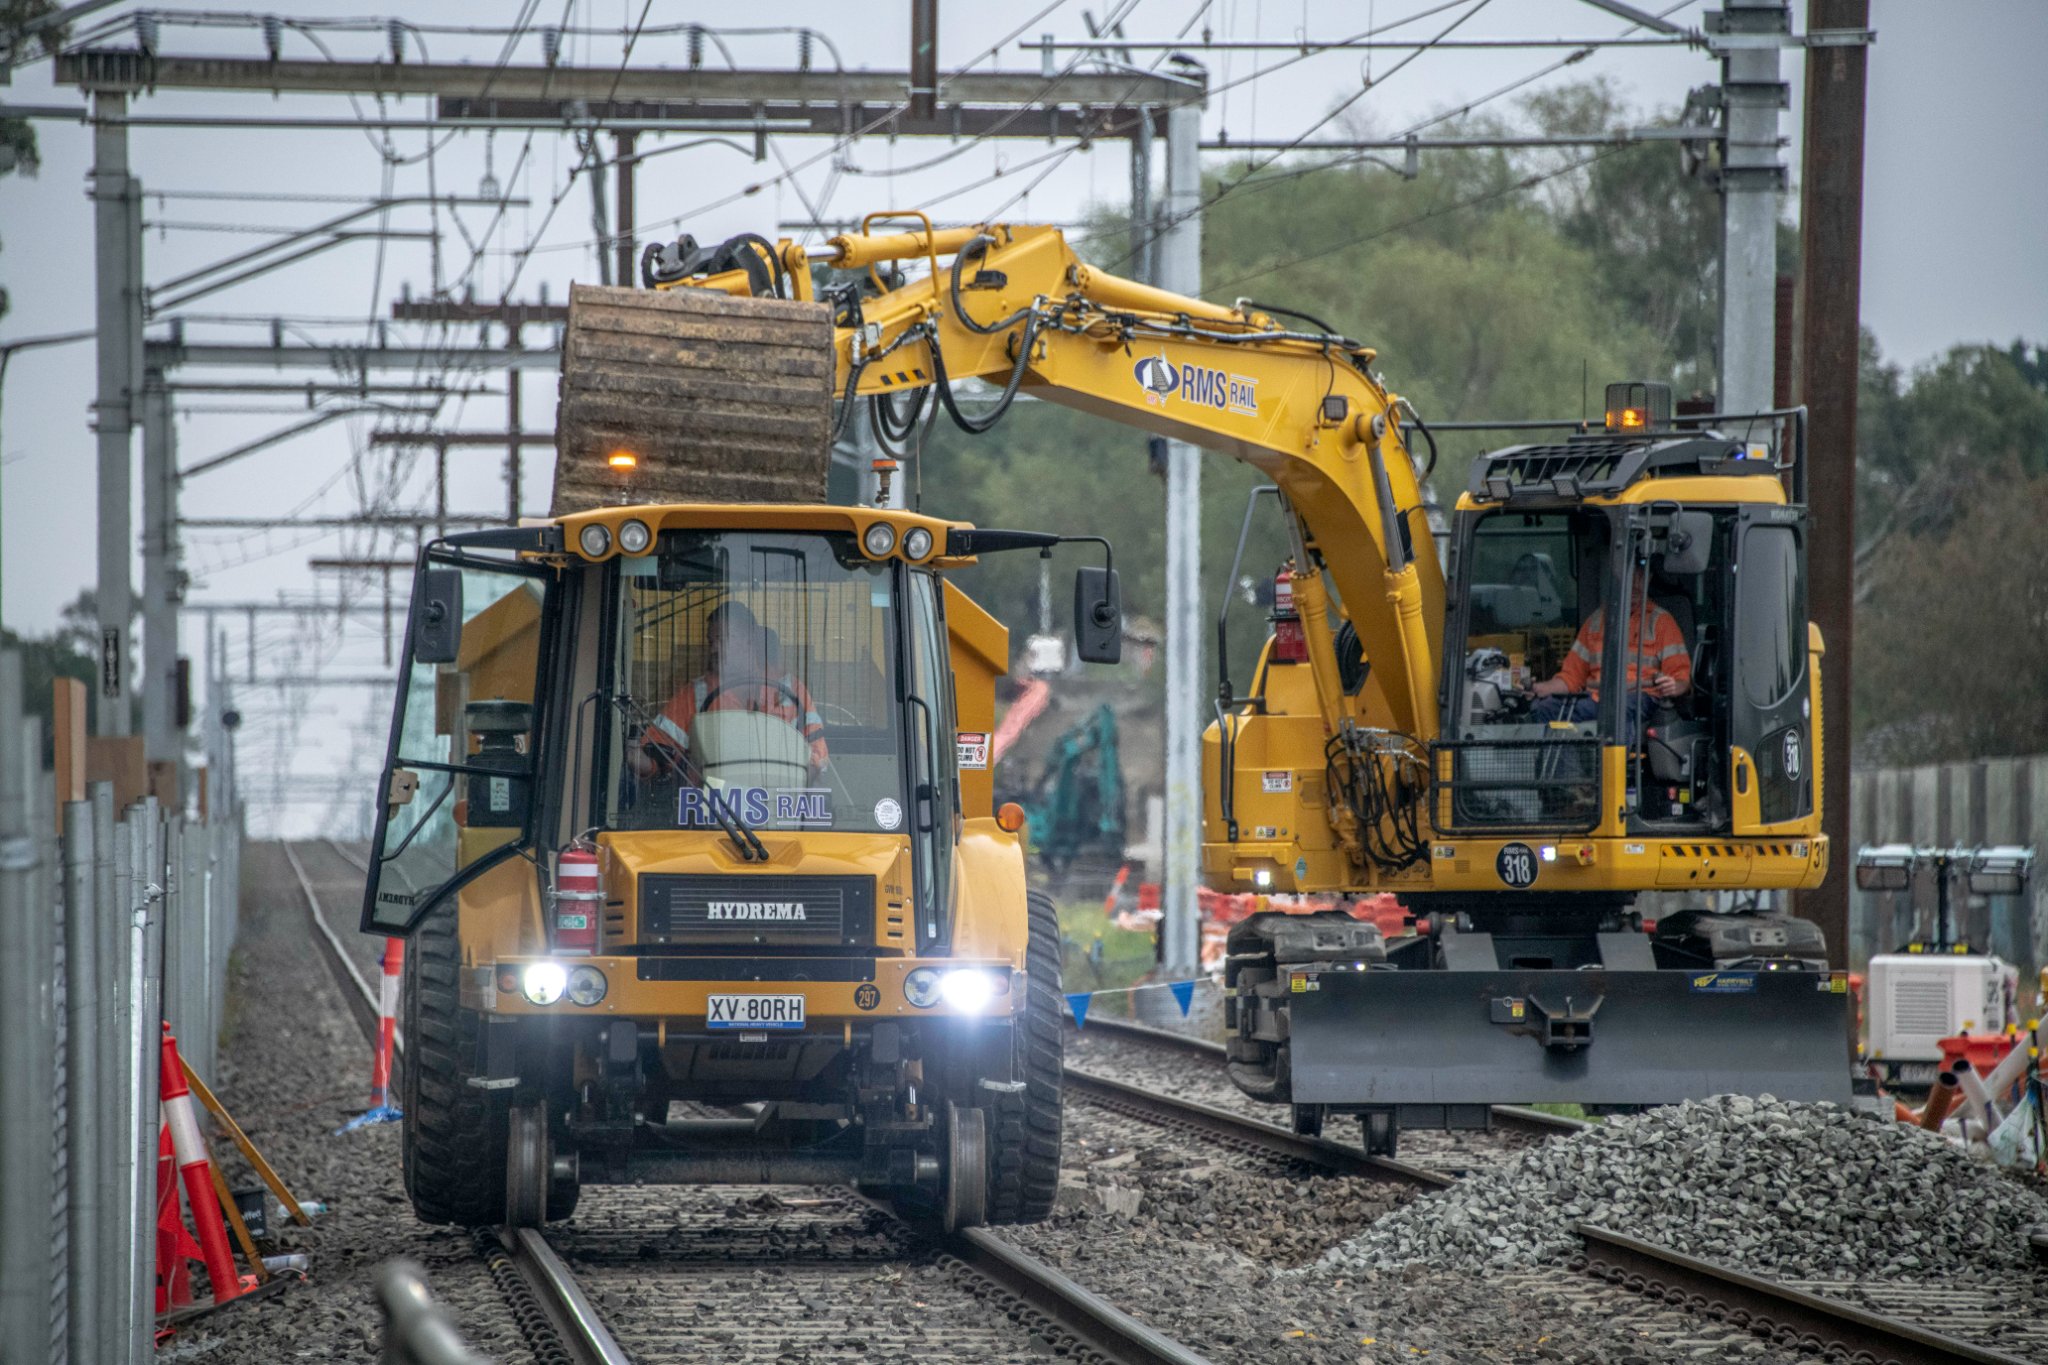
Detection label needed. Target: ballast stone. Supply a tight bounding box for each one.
[1315,1094,2048,1282]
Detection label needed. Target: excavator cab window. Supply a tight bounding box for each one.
[597,530,910,840]
[1453,510,1597,733]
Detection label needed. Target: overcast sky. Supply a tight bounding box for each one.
[1,1,2042,832]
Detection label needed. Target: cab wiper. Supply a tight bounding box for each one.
[611,693,763,862]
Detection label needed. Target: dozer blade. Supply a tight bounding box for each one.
[1284,966,1854,1109]
[552,283,835,516]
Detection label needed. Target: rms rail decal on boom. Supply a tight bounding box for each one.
[1134,352,1258,416]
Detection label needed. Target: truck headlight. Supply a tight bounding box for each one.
[903,526,933,559]
[904,967,941,1008]
[566,965,608,1006]
[577,523,612,558]
[617,518,653,554]
[863,522,898,557]
[521,961,568,1006]
[938,968,999,1013]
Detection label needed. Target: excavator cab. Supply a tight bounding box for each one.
[1436,383,1820,863]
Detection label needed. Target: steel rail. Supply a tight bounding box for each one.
[941,1225,1218,1365]
[1069,1010,1593,1138]
[1576,1226,2033,1365]
[1064,1067,1455,1190]
[281,840,389,1052]
[495,1229,634,1365]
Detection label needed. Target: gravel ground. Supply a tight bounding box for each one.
[291,839,382,987]
[1005,1042,1814,1363]
[1318,1094,2048,1283]
[160,842,532,1363]
[1066,1025,1549,1174]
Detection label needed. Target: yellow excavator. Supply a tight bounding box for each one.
[650,216,1850,1153]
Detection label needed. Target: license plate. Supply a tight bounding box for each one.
[706,993,806,1031]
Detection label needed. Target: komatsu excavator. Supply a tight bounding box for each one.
[647,216,1853,1153]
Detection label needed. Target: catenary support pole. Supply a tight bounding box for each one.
[142,370,182,779]
[1796,0,1869,969]
[93,92,140,736]
[1715,0,1788,413]
[615,130,637,288]
[1157,99,1204,978]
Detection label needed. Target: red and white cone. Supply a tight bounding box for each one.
[159,1024,243,1305]
[339,938,404,1131]
[154,1123,196,1312]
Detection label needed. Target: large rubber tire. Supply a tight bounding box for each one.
[985,890,1064,1226]
[400,900,508,1226]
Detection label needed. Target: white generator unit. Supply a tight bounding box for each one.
[1865,952,2018,1085]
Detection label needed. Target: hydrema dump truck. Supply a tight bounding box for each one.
[358,283,1122,1227]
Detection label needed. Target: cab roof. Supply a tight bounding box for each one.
[1463,429,1782,507]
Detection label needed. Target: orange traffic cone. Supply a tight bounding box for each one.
[160,1024,244,1305]
[338,938,404,1132]
[154,1124,196,1312]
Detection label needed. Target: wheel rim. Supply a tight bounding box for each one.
[942,1102,988,1232]
[505,1103,550,1227]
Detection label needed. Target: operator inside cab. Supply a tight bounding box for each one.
[634,600,830,782]
[1529,578,1691,733]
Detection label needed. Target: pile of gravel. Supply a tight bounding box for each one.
[1319,1095,2048,1282]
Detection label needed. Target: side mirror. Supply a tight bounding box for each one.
[1073,566,1122,664]
[413,567,464,664]
[1661,511,1713,576]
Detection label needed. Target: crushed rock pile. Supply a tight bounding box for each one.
[1317,1095,2048,1282]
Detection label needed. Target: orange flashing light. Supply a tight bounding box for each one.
[1607,407,1648,431]
[996,802,1027,834]
[608,450,639,470]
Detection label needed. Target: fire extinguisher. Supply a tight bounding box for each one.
[552,841,603,954]
[1272,561,1307,663]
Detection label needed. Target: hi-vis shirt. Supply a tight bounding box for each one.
[640,669,829,771]
[1554,603,1691,700]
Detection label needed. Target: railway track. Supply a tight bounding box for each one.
[1065,998,2045,1365]
[291,840,1222,1365]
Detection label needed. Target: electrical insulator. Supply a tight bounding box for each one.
[261,14,281,62]
[688,24,704,69]
[134,11,159,54]
[798,29,812,71]
[386,19,404,63]
[540,26,560,67]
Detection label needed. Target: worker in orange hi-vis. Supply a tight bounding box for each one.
[1529,587,1691,739]
[632,599,830,780]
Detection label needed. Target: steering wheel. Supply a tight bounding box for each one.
[702,676,806,713]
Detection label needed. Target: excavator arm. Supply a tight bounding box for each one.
[655,219,1445,746]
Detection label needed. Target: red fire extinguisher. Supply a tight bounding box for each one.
[1272,562,1308,663]
[552,843,602,954]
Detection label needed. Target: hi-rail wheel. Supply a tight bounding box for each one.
[943,1102,990,1232]
[505,1103,550,1228]
[1291,1104,1326,1137]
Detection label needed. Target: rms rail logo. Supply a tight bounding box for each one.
[1133,351,1258,416]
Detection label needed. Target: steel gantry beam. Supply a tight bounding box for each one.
[55,50,1195,108]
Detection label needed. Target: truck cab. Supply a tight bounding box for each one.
[361,502,1113,1228]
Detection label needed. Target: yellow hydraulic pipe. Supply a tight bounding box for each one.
[1289,567,1350,739]
[822,225,987,270]
[1069,263,1251,327]
[1386,564,1440,744]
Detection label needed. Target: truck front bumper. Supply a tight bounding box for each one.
[466,954,1023,1026]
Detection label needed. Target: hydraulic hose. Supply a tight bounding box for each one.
[949,233,1038,336]
[931,313,1039,436]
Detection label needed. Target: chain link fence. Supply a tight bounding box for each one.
[0,651,242,1365]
